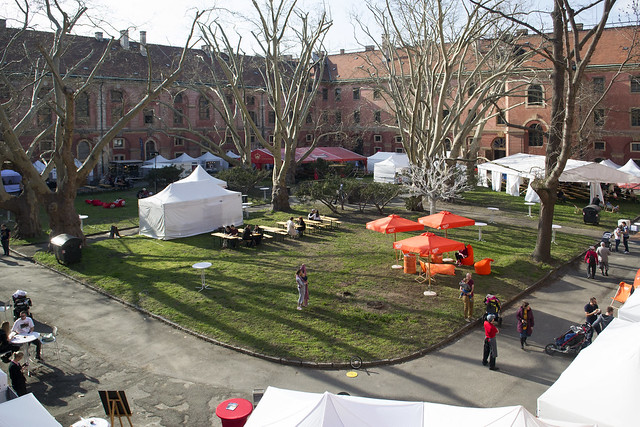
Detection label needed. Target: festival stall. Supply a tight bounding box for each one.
[373,155,410,183]
[366,152,407,172]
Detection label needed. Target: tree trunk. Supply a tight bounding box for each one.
[44,190,84,242]
[531,183,557,263]
[1,189,43,239]
[271,177,290,212]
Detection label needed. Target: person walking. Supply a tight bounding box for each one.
[295,268,307,311]
[459,273,475,322]
[584,246,597,279]
[482,314,499,371]
[516,302,535,349]
[613,226,621,252]
[596,241,610,276]
[300,264,309,307]
[621,221,630,253]
[0,223,10,256]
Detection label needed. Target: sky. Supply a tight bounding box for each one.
[0,0,636,55]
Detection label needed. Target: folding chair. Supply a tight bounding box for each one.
[611,282,633,307]
[41,326,60,360]
[416,260,429,284]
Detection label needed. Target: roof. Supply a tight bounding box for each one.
[251,147,367,165]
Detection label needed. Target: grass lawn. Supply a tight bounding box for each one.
[28,185,620,364]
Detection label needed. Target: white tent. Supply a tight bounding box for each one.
[1,170,21,193]
[246,387,569,427]
[0,393,62,427]
[181,164,227,188]
[599,159,621,169]
[141,155,173,169]
[138,165,242,240]
[197,152,229,171]
[617,159,640,178]
[33,160,46,174]
[366,152,406,172]
[537,318,640,427]
[373,155,410,184]
[226,150,241,159]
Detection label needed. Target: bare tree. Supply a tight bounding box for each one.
[0,0,201,239]
[197,0,332,211]
[404,158,470,213]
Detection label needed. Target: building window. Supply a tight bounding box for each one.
[353,87,360,100]
[631,76,640,93]
[335,88,341,101]
[527,84,543,106]
[395,147,404,153]
[174,93,183,103]
[395,135,402,143]
[306,112,312,124]
[444,138,452,151]
[268,111,276,124]
[320,111,328,124]
[335,111,342,123]
[198,97,210,120]
[246,95,255,105]
[528,123,544,146]
[631,109,640,126]
[594,109,605,127]
[467,82,476,97]
[248,110,256,122]
[113,138,125,148]
[593,77,605,93]
[373,88,381,100]
[113,154,125,161]
[374,110,381,123]
[306,134,313,142]
[269,135,275,143]
[496,110,506,125]
[111,90,123,122]
[77,140,91,161]
[174,137,184,146]
[322,88,328,100]
[143,109,154,124]
[353,110,360,124]
[594,141,606,151]
[75,92,90,124]
[374,146,382,152]
[173,108,183,125]
[374,134,382,143]
[40,140,53,153]
[631,142,640,152]
[174,152,184,158]
[443,109,449,119]
[225,94,234,107]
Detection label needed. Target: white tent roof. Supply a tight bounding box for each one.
[143,154,172,165]
[373,155,410,183]
[226,150,241,159]
[617,159,640,177]
[247,387,565,427]
[599,159,622,169]
[180,165,227,188]
[146,172,231,205]
[366,152,406,172]
[537,318,640,427]
[0,393,62,427]
[33,160,46,173]
[172,153,198,164]
[198,152,224,162]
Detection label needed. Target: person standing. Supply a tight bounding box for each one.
[621,221,630,253]
[8,351,27,396]
[596,242,610,276]
[482,314,499,371]
[295,268,307,311]
[584,297,601,342]
[300,264,309,307]
[516,302,535,349]
[459,273,474,322]
[613,226,622,252]
[0,223,10,256]
[584,246,597,279]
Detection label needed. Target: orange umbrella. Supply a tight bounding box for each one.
[418,211,475,237]
[366,214,424,267]
[393,232,465,257]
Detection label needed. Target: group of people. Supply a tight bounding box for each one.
[286,217,306,237]
[136,188,153,199]
[241,225,263,247]
[612,221,630,253]
[584,242,611,279]
[481,301,534,371]
[584,297,614,343]
[295,265,310,310]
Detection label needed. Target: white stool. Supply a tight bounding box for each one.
[524,202,536,218]
[193,262,213,292]
[552,224,562,244]
[487,207,499,223]
[475,221,487,241]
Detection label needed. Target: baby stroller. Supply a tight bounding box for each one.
[482,294,502,327]
[12,290,32,320]
[582,204,600,225]
[601,231,612,249]
[545,323,591,356]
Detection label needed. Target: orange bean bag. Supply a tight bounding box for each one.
[431,253,444,264]
[613,282,633,304]
[474,258,494,275]
[461,244,474,266]
[422,262,456,277]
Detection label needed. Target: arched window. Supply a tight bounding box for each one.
[492,137,506,159]
[174,92,185,125]
[527,84,543,106]
[528,124,544,147]
[75,92,90,124]
[444,138,452,151]
[198,96,210,120]
[77,140,91,160]
[145,140,157,160]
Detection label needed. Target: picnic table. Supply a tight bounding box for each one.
[211,232,242,248]
[319,215,342,228]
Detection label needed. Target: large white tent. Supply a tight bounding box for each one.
[373,155,410,183]
[181,164,227,188]
[139,165,242,240]
[171,153,198,175]
[246,387,576,427]
[197,152,229,171]
[537,318,640,426]
[599,159,622,169]
[141,154,173,169]
[617,159,640,178]
[366,152,406,173]
[0,393,62,427]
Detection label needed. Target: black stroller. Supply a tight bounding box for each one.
[582,204,601,225]
[545,323,591,356]
[601,231,612,249]
[12,292,32,320]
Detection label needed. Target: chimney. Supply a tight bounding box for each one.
[576,23,584,30]
[0,19,6,29]
[365,45,375,52]
[120,30,129,50]
[515,29,528,36]
[340,49,345,55]
[94,32,103,42]
[139,30,147,57]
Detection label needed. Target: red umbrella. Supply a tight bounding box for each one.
[418,211,475,237]
[366,214,424,267]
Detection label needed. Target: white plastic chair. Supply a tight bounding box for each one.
[41,326,60,359]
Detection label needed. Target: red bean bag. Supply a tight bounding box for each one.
[85,199,93,204]
[461,244,474,266]
[92,199,103,206]
[474,258,494,275]
[115,199,125,207]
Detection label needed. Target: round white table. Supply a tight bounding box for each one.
[552,224,562,244]
[259,187,270,200]
[475,221,487,241]
[72,418,111,427]
[79,214,88,231]
[524,202,536,217]
[193,262,213,292]
[487,207,499,223]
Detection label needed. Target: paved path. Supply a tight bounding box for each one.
[1,208,637,426]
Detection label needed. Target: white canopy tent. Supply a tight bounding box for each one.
[181,164,227,188]
[171,153,198,175]
[477,153,640,202]
[1,170,21,193]
[617,159,640,178]
[226,150,241,159]
[537,318,640,427]
[139,165,242,240]
[366,152,406,173]
[141,154,173,169]
[0,393,62,427]
[373,155,410,184]
[197,152,229,171]
[599,159,622,169]
[246,387,577,427]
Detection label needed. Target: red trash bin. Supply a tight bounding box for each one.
[216,398,253,427]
